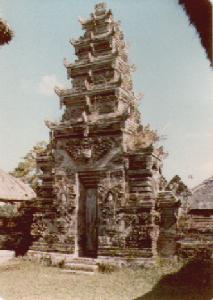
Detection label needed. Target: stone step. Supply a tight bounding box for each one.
[67,258,97,265]
[64,262,98,271]
[63,260,99,273]
[61,269,95,275]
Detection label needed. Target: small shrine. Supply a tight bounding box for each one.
[178,176,213,259]
[0,169,35,254]
[29,3,182,266]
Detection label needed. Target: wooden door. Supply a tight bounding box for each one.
[85,188,98,257]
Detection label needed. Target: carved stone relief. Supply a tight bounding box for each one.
[62,106,84,121]
[92,69,114,84]
[64,136,120,163]
[91,94,116,114]
[97,170,126,247]
[122,213,152,248]
[98,170,125,207]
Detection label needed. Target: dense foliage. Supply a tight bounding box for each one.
[10,141,47,191]
[0,203,18,217]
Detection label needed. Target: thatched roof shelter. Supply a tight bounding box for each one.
[0,169,35,202]
[189,176,213,211]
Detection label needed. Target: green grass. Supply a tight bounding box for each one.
[0,258,212,300]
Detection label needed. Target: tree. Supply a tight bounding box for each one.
[10,141,47,191]
[0,18,13,46]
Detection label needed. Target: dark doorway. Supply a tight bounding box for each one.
[78,183,98,258]
[85,188,98,257]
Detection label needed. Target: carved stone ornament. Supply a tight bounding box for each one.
[98,170,125,209]
[31,214,49,238]
[62,106,83,121]
[65,136,119,163]
[54,176,76,216]
[95,2,107,15]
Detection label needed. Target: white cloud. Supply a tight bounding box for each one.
[37,74,62,96]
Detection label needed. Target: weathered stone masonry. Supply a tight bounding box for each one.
[29,3,179,263]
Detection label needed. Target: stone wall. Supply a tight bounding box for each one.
[177,210,213,259]
[0,201,34,255]
[157,191,180,257]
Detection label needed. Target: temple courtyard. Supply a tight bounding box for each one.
[0,2,212,300]
[0,257,212,300]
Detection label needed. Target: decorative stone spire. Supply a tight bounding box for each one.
[29,3,168,265]
[52,2,148,162]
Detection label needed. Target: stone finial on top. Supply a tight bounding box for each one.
[94,2,107,16]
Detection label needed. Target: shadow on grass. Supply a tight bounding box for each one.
[134,259,213,300]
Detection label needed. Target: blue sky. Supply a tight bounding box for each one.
[0,0,212,187]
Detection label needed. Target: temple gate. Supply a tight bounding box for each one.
[29,3,175,265]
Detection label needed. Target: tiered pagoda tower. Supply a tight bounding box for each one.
[29,3,169,264]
